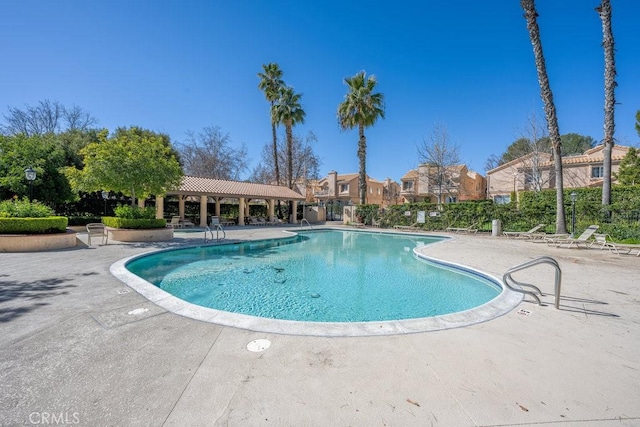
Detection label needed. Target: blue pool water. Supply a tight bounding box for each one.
[126,230,501,322]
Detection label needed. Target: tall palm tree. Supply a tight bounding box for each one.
[337,71,385,205]
[596,0,617,211]
[257,63,284,186]
[521,0,567,234]
[271,86,305,190]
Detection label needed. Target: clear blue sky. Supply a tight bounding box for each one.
[2,1,639,182]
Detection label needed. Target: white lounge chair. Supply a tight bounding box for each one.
[547,225,599,248]
[590,233,640,256]
[167,216,182,228]
[445,222,478,234]
[86,223,108,246]
[503,224,545,239]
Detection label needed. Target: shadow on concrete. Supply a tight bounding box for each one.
[552,294,618,318]
[0,277,76,323]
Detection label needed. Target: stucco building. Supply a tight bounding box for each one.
[311,171,401,207]
[486,144,631,203]
[399,164,486,204]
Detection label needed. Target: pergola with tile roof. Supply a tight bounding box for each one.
[157,176,306,226]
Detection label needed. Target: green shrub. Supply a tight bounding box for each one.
[113,204,156,219]
[0,217,68,234]
[0,198,55,218]
[102,217,166,229]
[67,215,104,226]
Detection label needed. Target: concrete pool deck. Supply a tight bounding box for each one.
[1,225,638,426]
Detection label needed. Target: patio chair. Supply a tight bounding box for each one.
[546,225,599,248]
[445,222,478,234]
[210,216,222,228]
[503,224,545,239]
[167,216,182,228]
[180,218,195,228]
[394,222,421,231]
[590,234,640,256]
[86,223,108,246]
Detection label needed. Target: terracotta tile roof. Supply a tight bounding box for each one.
[168,176,305,200]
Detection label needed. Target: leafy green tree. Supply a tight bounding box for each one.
[635,110,640,136]
[337,70,385,205]
[560,133,596,156]
[258,63,285,187]
[271,86,306,189]
[596,0,617,209]
[614,147,640,185]
[0,133,74,205]
[65,127,183,206]
[521,0,566,233]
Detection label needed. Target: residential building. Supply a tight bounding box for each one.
[486,144,631,203]
[311,171,401,207]
[399,164,486,204]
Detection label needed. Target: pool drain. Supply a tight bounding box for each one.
[246,339,271,352]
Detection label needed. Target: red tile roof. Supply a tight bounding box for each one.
[168,176,305,200]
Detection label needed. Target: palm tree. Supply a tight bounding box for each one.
[521,0,567,234]
[271,86,305,190]
[257,63,284,186]
[596,0,617,212]
[337,71,385,205]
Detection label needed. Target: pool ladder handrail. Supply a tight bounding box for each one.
[204,224,225,243]
[503,256,562,309]
[300,218,313,229]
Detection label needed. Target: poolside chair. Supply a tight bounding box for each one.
[445,222,478,234]
[180,218,195,228]
[590,234,640,256]
[86,223,108,246]
[167,216,182,228]
[210,216,222,228]
[546,225,599,248]
[394,222,420,231]
[503,224,545,239]
[248,217,264,226]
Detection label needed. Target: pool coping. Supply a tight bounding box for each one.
[109,228,523,337]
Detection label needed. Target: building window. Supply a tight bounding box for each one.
[339,184,349,193]
[445,196,457,203]
[369,187,373,194]
[591,165,604,178]
[494,195,511,204]
[402,181,413,191]
[377,188,381,195]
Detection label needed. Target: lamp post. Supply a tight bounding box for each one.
[101,191,109,216]
[570,191,577,237]
[24,167,36,202]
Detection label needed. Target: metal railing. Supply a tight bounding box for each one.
[204,224,225,243]
[503,256,562,308]
[300,218,313,229]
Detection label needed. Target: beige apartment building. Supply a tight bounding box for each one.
[311,171,401,207]
[486,144,631,203]
[399,164,486,204]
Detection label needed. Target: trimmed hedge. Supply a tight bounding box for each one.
[0,217,68,234]
[102,217,166,229]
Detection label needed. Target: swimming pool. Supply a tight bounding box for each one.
[113,229,521,335]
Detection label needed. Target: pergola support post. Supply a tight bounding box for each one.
[199,195,208,227]
[238,198,245,226]
[155,195,164,219]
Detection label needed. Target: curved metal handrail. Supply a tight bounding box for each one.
[300,218,313,229]
[204,224,226,243]
[503,256,562,308]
